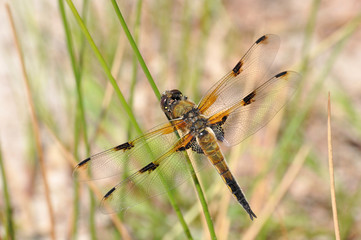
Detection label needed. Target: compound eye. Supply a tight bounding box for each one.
[160,95,169,109]
[170,89,183,100]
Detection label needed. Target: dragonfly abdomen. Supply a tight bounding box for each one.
[196,128,229,175]
[223,173,257,220]
[197,128,257,220]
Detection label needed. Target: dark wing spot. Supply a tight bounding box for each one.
[275,71,288,78]
[113,142,134,151]
[104,187,116,199]
[243,91,256,105]
[256,35,267,44]
[77,157,90,167]
[139,162,159,173]
[232,60,243,76]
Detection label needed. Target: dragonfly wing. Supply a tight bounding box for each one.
[208,71,301,146]
[198,34,280,117]
[74,119,186,180]
[99,133,197,213]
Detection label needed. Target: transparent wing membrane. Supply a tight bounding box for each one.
[74,120,184,180]
[208,71,300,146]
[198,34,280,117]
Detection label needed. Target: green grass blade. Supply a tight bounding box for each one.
[300,0,321,74]
[59,0,96,238]
[110,2,194,238]
[127,0,143,139]
[110,1,216,239]
[0,144,15,240]
[65,0,143,136]
[110,0,161,99]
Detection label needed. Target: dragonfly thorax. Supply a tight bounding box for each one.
[182,108,209,136]
[161,89,196,119]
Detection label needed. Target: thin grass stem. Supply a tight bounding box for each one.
[127,0,143,139]
[0,143,15,240]
[58,0,95,238]
[6,4,56,240]
[65,0,143,135]
[110,1,216,239]
[110,0,161,99]
[64,1,192,238]
[327,93,341,240]
[300,0,321,74]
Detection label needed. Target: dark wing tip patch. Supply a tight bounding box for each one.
[256,35,267,44]
[77,157,90,168]
[243,90,256,105]
[275,71,288,78]
[113,142,134,152]
[104,187,116,199]
[232,60,244,76]
[139,162,159,173]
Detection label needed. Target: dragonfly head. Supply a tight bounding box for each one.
[161,89,188,119]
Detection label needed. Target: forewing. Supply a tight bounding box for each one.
[198,34,280,117]
[99,133,197,212]
[74,119,186,180]
[208,71,300,146]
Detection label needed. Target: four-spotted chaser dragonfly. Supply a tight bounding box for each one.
[75,34,300,220]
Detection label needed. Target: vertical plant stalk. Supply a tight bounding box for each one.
[127,0,143,139]
[111,1,217,239]
[62,2,142,237]
[65,0,143,135]
[111,0,193,236]
[110,0,161,99]
[300,0,321,74]
[0,144,15,239]
[58,0,96,238]
[187,165,217,240]
[6,4,56,240]
[327,93,341,240]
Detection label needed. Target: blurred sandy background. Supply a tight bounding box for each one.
[1,0,361,239]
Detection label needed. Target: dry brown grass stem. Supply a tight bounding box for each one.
[327,92,341,240]
[5,3,56,240]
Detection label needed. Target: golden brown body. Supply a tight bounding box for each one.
[161,90,256,219]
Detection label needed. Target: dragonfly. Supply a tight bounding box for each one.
[74,34,300,220]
